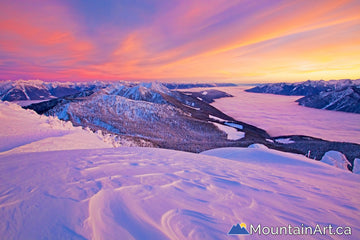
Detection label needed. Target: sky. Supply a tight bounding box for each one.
[0,0,359,83]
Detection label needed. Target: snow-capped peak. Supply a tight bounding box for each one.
[103,82,172,104]
[139,81,172,95]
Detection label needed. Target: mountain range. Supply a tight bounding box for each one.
[22,81,269,153]
[14,80,358,170]
[0,80,109,101]
[0,80,236,101]
[1,79,359,171]
[246,79,360,113]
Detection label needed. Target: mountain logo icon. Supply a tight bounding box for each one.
[228,223,250,235]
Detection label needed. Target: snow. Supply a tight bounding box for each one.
[1,98,360,239]
[275,138,295,144]
[208,114,226,122]
[201,91,208,95]
[0,101,113,153]
[248,143,268,149]
[0,79,110,101]
[320,151,351,170]
[353,158,360,174]
[1,146,360,239]
[183,104,200,110]
[212,122,245,140]
[140,82,172,95]
[224,122,243,130]
[207,86,360,144]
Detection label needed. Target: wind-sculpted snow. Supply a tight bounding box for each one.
[0,147,359,239]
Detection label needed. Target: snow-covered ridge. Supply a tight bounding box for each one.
[0,101,118,153]
[43,87,233,152]
[104,82,172,104]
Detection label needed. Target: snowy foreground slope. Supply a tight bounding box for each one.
[0,103,360,239]
[0,101,114,153]
[1,148,360,240]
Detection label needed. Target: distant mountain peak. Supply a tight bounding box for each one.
[103,82,171,104]
[139,82,171,94]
